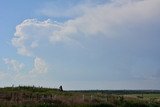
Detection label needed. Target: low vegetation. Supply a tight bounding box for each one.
[0,86,160,107]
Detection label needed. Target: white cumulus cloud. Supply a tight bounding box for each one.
[12,0,160,56]
[12,19,61,56]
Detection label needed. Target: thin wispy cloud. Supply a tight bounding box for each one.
[3,58,25,72]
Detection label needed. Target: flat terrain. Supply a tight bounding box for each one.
[0,86,160,107]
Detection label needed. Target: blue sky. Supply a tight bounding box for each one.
[0,0,160,90]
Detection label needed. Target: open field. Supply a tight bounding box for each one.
[0,86,160,107]
[124,93,160,99]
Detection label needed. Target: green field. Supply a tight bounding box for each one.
[0,86,160,107]
[125,94,160,98]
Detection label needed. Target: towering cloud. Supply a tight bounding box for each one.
[12,19,61,56]
[12,0,160,56]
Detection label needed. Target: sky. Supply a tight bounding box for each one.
[0,0,160,90]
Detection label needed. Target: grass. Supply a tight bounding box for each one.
[124,93,160,100]
[0,86,160,107]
